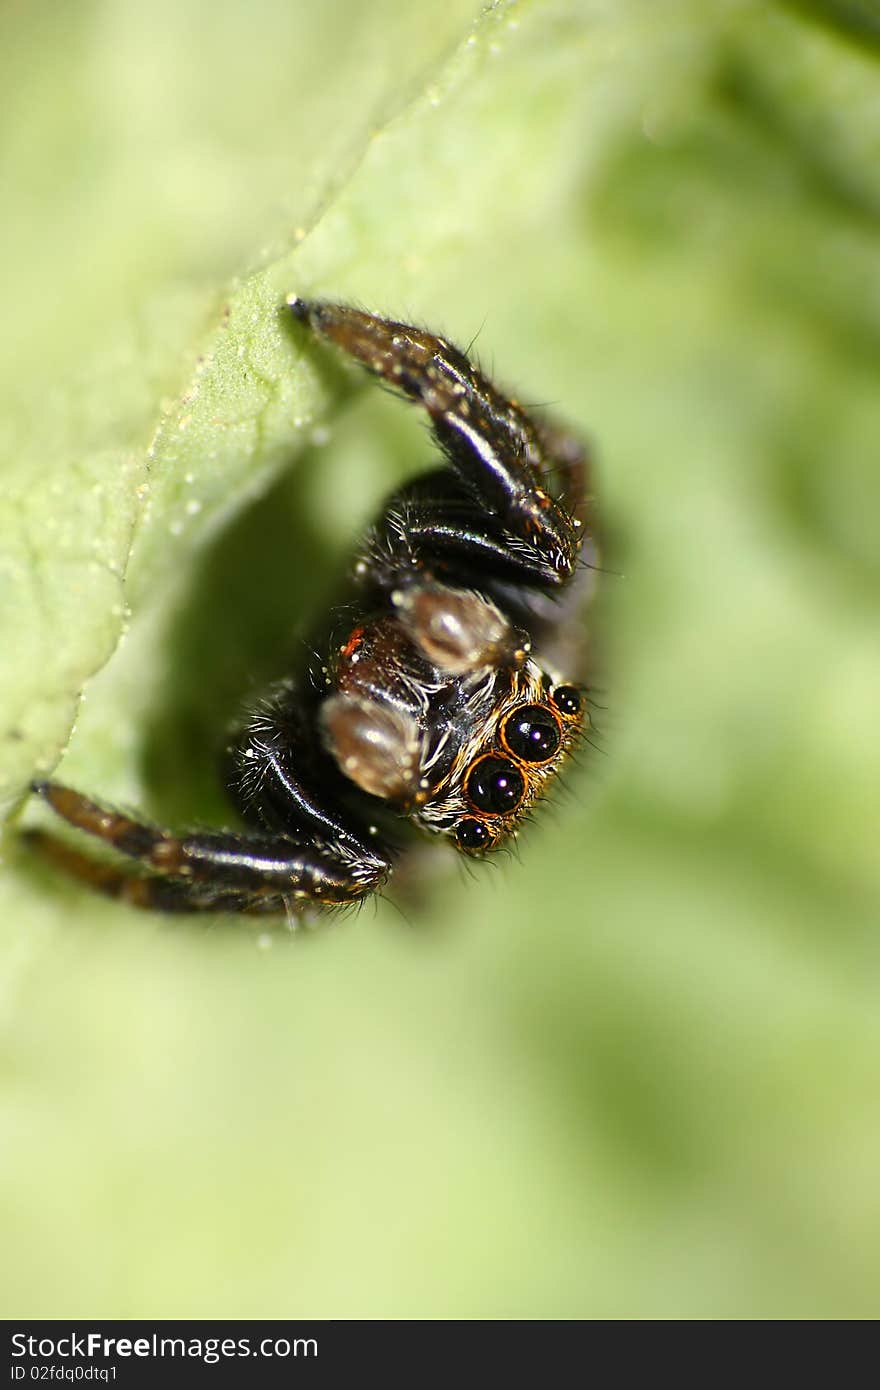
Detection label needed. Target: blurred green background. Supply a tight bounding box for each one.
[1,0,879,1319]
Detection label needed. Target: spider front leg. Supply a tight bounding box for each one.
[532,418,594,531]
[288,298,587,587]
[30,781,389,914]
[22,829,294,914]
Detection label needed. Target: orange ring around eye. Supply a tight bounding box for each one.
[465,755,526,816]
[455,817,493,852]
[499,703,562,765]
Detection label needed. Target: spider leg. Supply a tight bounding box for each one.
[31,782,389,910]
[354,467,575,596]
[289,299,584,586]
[23,830,291,915]
[532,418,594,530]
[351,467,597,677]
[225,676,407,841]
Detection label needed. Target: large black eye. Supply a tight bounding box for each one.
[455,818,491,852]
[502,704,561,763]
[466,757,525,815]
[552,685,581,718]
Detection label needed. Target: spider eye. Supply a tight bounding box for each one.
[551,685,581,718]
[502,704,561,763]
[455,818,491,851]
[466,756,525,815]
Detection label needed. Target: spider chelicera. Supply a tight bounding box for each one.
[29,298,597,916]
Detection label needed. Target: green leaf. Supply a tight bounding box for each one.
[2,0,880,1319]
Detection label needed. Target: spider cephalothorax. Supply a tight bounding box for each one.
[29,299,597,916]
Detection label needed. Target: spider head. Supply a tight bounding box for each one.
[421,675,585,855]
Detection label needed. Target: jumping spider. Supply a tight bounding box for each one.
[29,298,597,916]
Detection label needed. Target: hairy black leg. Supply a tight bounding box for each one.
[24,830,292,914]
[533,419,593,529]
[226,677,403,849]
[288,299,583,584]
[32,782,389,908]
[373,466,600,655]
[355,467,576,594]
